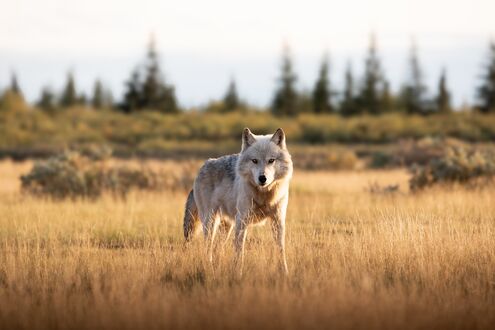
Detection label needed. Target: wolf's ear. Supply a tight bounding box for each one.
[271,128,286,149]
[242,127,256,151]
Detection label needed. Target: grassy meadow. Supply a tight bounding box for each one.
[0,159,494,329]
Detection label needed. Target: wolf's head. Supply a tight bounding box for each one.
[237,127,293,189]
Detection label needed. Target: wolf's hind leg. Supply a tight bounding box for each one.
[221,221,234,251]
[202,212,221,264]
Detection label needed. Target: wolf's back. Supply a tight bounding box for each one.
[183,189,200,241]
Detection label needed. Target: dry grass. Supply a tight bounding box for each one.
[0,159,494,330]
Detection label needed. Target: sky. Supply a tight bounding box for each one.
[0,0,494,107]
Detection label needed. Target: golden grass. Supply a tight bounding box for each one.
[0,160,494,330]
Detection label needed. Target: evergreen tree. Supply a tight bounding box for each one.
[92,80,104,109]
[271,44,298,116]
[60,72,78,107]
[340,63,357,116]
[223,77,240,112]
[436,68,451,114]
[78,93,87,106]
[380,80,395,113]
[358,34,385,114]
[312,54,332,113]
[476,41,495,113]
[37,87,57,113]
[10,73,22,96]
[401,39,428,114]
[0,73,28,112]
[141,37,178,113]
[122,69,141,113]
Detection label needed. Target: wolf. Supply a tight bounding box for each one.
[183,127,293,275]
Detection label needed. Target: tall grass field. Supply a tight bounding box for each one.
[0,160,494,329]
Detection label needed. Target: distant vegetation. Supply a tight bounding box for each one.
[409,146,495,191]
[1,36,495,167]
[1,109,495,158]
[21,151,197,199]
[1,36,495,116]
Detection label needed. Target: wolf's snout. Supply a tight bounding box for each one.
[258,175,267,185]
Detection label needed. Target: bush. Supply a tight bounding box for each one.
[20,151,196,199]
[409,147,495,191]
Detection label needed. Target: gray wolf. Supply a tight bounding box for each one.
[183,127,293,275]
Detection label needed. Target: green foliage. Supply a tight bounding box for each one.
[2,108,495,158]
[92,80,104,109]
[358,34,386,115]
[10,73,22,96]
[436,69,451,114]
[476,41,495,113]
[37,87,57,113]
[312,55,333,113]
[400,40,428,115]
[222,78,241,112]
[409,147,495,190]
[60,72,79,108]
[271,45,299,116]
[340,64,357,116]
[0,90,29,113]
[121,38,178,113]
[122,69,142,113]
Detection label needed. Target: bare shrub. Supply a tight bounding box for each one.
[409,146,495,191]
[20,151,195,199]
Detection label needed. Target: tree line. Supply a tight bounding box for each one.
[1,35,495,116]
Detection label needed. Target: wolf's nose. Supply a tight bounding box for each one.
[258,175,267,184]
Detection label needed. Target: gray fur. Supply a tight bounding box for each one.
[183,190,199,241]
[183,127,293,275]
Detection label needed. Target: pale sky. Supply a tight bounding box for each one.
[1,0,494,107]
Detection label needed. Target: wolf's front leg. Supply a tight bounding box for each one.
[234,213,248,276]
[271,200,289,276]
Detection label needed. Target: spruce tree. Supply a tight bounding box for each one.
[37,87,56,113]
[358,34,385,115]
[312,54,332,114]
[380,80,394,113]
[223,78,240,112]
[340,63,357,116]
[122,69,141,113]
[401,39,428,114]
[476,41,495,113]
[271,44,298,116]
[60,72,78,108]
[10,73,22,96]
[436,68,451,114]
[92,80,104,109]
[141,37,178,113]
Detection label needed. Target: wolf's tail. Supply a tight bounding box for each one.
[183,190,200,241]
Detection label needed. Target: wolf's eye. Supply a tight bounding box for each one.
[268,158,275,164]
[251,159,258,164]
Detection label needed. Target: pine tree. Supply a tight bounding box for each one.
[401,39,428,114]
[92,80,104,109]
[271,44,298,116]
[141,37,178,113]
[380,80,395,113]
[358,34,385,114]
[60,72,78,108]
[37,87,57,113]
[476,41,495,113]
[223,78,240,112]
[340,63,357,116]
[312,54,332,113]
[436,68,451,114]
[122,69,141,113]
[10,73,22,96]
